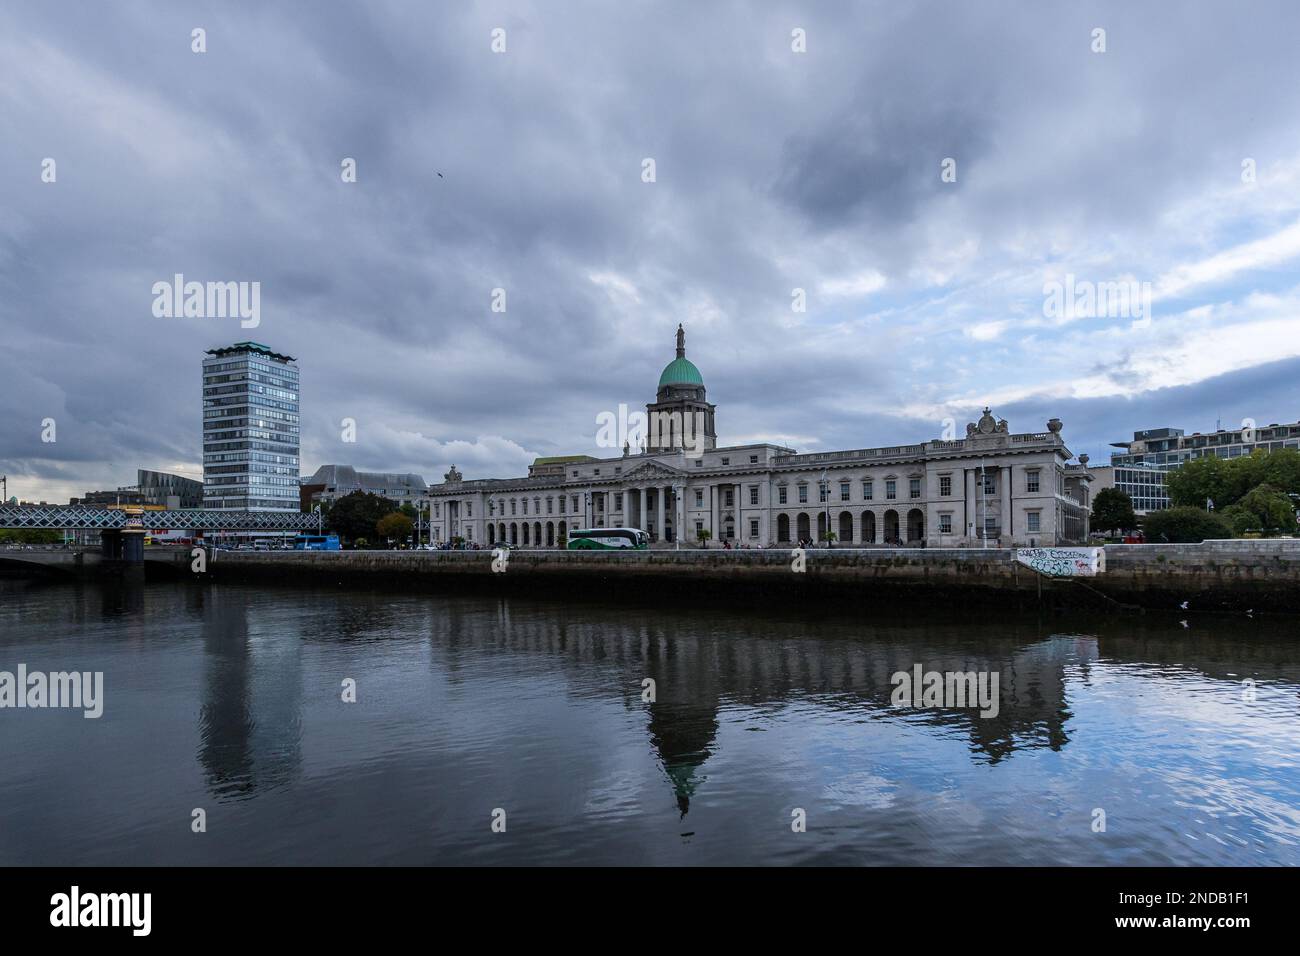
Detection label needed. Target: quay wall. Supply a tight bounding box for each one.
[137,541,1300,614]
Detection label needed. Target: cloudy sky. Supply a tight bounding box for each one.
[3,0,1300,502]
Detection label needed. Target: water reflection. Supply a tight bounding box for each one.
[197,588,302,800]
[1,581,1297,865]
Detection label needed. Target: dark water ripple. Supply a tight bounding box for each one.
[1,581,1297,865]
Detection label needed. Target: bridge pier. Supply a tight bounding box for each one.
[100,530,146,581]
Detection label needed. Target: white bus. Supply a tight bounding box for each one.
[567,527,649,550]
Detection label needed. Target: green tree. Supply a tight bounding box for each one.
[1168,449,1300,510]
[1142,506,1233,543]
[376,511,413,544]
[1256,448,1300,497]
[328,491,397,546]
[0,529,62,545]
[1091,488,1138,534]
[1166,457,1232,509]
[1219,484,1297,536]
[696,528,711,548]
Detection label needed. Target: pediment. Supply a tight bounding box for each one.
[621,460,687,481]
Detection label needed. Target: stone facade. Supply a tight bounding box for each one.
[426,329,1092,548]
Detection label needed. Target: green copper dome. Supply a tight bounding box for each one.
[658,357,704,387]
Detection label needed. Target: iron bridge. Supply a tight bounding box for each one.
[0,505,317,532]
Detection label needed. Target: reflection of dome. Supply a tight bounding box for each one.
[647,702,718,819]
[658,357,704,388]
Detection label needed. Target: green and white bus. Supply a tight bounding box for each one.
[567,527,649,550]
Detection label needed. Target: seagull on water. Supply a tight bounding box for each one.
[1179,601,1189,610]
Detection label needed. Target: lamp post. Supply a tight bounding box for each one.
[673,483,683,551]
[979,457,988,550]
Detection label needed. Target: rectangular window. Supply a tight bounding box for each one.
[695,489,704,507]
[749,519,759,538]
[749,455,758,464]
[939,514,952,534]
[939,475,951,497]
[819,484,828,503]
[725,490,734,507]
[466,502,472,518]
[522,499,528,515]
[862,480,873,501]
[1027,512,1041,532]
[981,473,996,495]
[798,485,808,504]
[721,457,729,465]
[559,497,565,513]
[614,493,623,510]
[571,496,578,512]
[909,478,921,499]
[511,500,516,515]
[840,481,850,501]
[778,486,788,505]
[886,480,896,500]
[1026,470,1040,493]
[749,485,759,505]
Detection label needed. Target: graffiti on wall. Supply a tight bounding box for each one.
[1015,547,1105,577]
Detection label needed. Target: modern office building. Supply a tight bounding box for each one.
[71,470,203,509]
[425,326,1093,548]
[202,342,300,512]
[1108,420,1300,513]
[299,465,427,508]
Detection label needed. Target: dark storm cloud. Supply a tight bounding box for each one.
[2,0,1300,501]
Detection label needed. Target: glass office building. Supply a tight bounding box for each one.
[202,342,300,511]
[1109,421,1300,513]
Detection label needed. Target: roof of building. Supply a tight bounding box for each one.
[658,357,704,387]
[532,455,596,465]
[205,342,296,363]
[302,464,426,495]
[658,323,704,387]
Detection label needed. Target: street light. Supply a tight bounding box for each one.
[673,483,683,551]
[979,457,988,550]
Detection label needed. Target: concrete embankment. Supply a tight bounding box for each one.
[140,540,1300,614]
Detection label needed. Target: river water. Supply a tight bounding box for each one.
[1,581,1297,865]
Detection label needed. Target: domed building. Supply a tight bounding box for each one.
[424,325,1093,548]
[646,324,716,453]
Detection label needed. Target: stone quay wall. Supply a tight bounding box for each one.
[137,540,1300,614]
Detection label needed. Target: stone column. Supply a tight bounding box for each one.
[709,484,719,544]
[1001,466,1013,541]
[731,483,740,542]
[656,486,666,542]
